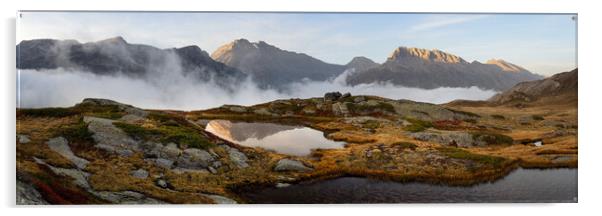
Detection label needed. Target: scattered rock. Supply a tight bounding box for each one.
[253,108,273,116]
[208,166,218,174]
[223,105,247,113]
[33,157,91,189]
[410,131,479,147]
[324,92,342,101]
[160,143,182,161]
[353,96,366,103]
[202,194,237,204]
[46,136,90,169]
[156,179,168,188]
[16,180,48,205]
[171,168,210,175]
[177,148,216,169]
[131,169,149,179]
[332,102,350,116]
[341,92,351,98]
[93,190,165,204]
[220,145,249,168]
[17,134,31,144]
[119,114,146,123]
[155,158,174,169]
[273,159,313,172]
[552,155,574,163]
[276,183,291,188]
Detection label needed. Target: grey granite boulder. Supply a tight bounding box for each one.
[220,145,249,168]
[176,148,215,169]
[131,169,149,179]
[273,159,313,172]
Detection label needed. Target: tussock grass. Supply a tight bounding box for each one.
[56,118,94,144]
[404,118,433,132]
[391,142,418,150]
[491,114,506,120]
[437,147,506,168]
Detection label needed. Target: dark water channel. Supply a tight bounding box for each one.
[239,168,577,203]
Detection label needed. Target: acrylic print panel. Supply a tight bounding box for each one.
[16,11,577,204]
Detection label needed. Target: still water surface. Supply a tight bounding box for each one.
[205,120,345,156]
[240,168,577,203]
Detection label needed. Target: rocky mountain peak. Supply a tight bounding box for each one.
[98,36,127,45]
[486,59,528,73]
[346,56,379,72]
[387,47,467,64]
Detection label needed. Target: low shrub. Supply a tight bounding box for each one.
[18,107,79,118]
[491,114,506,120]
[391,142,417,150]
[532,115,545,121]
[404,118,433,132]
[57,118,94,144]
[471,132,514,145]
[437,147,506,168]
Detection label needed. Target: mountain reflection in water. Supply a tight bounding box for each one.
[205,120,345,156]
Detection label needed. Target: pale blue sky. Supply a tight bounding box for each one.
[18,12,577,76]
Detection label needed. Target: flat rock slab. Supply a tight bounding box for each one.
[46,136,90,169]
[84,116,140,156]
[274,159,313,172]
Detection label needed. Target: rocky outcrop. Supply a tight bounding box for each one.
[83,116,140,156]
[131,169,149,179]
[46,136,90,169]
[273,159,313,172]
[17,134,31,144]
[16,180,49,205]
[489,68,577,105]
[80,98,148,118]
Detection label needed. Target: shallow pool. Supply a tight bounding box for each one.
[205,120,345,156]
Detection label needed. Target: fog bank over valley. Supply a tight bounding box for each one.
[18,68,497,110]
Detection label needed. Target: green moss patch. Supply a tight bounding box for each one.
[113,122,213,149]
[404,118,433,132]
[491,114,506,120]
[56,118,94,144]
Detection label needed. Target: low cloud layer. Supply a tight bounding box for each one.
[17,69,497,110]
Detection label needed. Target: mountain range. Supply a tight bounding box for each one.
[16,37,247,87]
[17,36,545,91]
[345,47,543,90]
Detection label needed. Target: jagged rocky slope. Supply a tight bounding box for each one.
[16,37,247,86]
[211,39,345,89]
[345,47,543,90]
